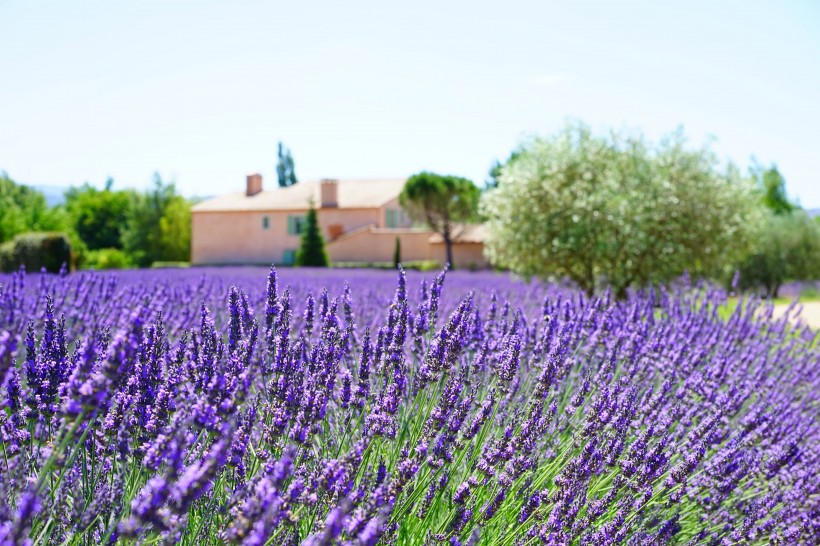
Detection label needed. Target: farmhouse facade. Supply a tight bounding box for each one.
[190,175,487,268]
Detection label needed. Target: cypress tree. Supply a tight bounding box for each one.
[296,201,329,267]
[276,142,298,188]
[393,236,401,269]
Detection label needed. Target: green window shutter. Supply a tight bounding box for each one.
[262,216,269,229]
[287,216,297,235]
[283,249,296,265]
[386,208,397,228]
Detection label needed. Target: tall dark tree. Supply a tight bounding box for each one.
[757,165,795,215]
[393,236,401,269]
[399,172,479,269]
[485,149,522,189]
[276,142,298,188]
[295,201,329,267]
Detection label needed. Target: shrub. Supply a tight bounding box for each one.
[150,261,191,268]
[0,232,72,272]
[82,248,134,270]
[403,259,441,271]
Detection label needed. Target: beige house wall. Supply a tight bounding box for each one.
[191,199,488,268]
[326,229,488,269]
[430,242,487,269]
[328,230,434,263]
[192,211,294,264]
[316,207,383,235]
[193,207,382,264]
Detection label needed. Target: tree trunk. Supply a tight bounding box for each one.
[443,226,454,270]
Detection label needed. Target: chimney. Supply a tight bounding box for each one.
[246,173,263,196]
[320,178,338,208]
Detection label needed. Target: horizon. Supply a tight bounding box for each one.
[2,0,819,207]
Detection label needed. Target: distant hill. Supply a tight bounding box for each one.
[807,208,820,218]
[32,185,68,207]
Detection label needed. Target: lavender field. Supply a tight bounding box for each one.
[0,266,818,545]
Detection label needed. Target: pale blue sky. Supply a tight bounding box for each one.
[1,0,819,206]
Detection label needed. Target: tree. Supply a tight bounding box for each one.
[735,211,820,298]
[121,173,192,267]
[64,179,135,250]
[486,149,522,190]
[276,142,298,188]
[158,195,192,262]
[393,236,401,269]
[733,165,819,297]
[295,201,329,267]
[0,172,68,242]
[756,165,795,215]
[480,122,761,297]
[399,172,480,268]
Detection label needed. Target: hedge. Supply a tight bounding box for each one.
[0,232,72,273]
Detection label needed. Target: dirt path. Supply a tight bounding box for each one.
[773,301,820,330]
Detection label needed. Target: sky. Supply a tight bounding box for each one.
[1,0,819,206]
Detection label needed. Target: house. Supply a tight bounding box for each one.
[190,174,488,268]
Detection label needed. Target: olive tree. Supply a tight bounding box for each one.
[480,122,762,297]
[735,211,820,298]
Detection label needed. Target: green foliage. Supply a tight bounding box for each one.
[276,142,298,188]
[295,203,329,267]
[121,174,192,267]
[0,232,72,272]
[399,172,479,268]
[0,172,70,242]
[754,164,795,215]
[406,259,444,272]
[0,172,192,269]
[485,149,522,190]
[332,260,440,271]
[735,211,820,298]
[82,247,133,270]
[64,178,135,250]
[158,195,191,262]
[481,122,762,297]
[150,261,190,268]
[393,236,401,269]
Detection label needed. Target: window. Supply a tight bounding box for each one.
[282,249,296,265]
[385,208,399,228]
[287,215,305,235]
[262,216,270,229]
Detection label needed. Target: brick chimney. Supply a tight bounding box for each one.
[320,178,338,208]
[246,173,263,196]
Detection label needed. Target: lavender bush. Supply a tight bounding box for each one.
[0,265,818,545]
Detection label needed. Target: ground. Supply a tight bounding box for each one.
[774,300,820,329]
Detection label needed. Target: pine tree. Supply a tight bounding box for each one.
[296,201,329,267]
